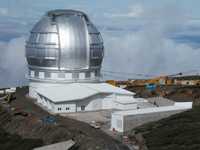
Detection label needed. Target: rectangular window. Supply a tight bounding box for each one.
[35,71,39,77]
[95,70,100,76]
[58,107,61,111]
[79,73,85,79]
[58,73,65,78]
[30,70,35,77]
[117,119,122,129]
[39,72,45,79]
[72,73,79,79]
[81,106,85,111]
[91,49,102,59]
[65,73,72,79]
[45,72,51,78]
[85,72,90,78]
[90,59,101,67]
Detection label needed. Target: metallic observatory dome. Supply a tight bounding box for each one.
[26,9,104,83]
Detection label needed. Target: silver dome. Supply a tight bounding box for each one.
[26,9,104,83]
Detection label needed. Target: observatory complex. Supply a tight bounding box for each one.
[25,9,192,132]
[25,9,142,113]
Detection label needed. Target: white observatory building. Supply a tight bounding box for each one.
[26,9,141,113]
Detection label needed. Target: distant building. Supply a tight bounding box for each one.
[173,75,200,86]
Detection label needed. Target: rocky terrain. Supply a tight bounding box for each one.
[0,87,128,150]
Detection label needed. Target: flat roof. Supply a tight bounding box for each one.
[114,97,144,104]
[112,102,192,116]
[36,83,134,103]
[80,83,134,95]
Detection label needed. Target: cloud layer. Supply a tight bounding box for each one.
[104,4,144,19]
[1,1,200,87]
[102,4,200,79]
[0,37,28,88]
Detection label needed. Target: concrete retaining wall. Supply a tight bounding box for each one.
[123,110,184,132]
[147,97,174,107]
[111,102,192,132]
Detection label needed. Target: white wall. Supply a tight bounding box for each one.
[76,94,104,111]
[37,95,76,113]
[54,103,76,113]
[102,94,138,110]
[76,93,136,112]
[111,114,124,132]
[174,102,193,108]
[111,102,193,132]
[102,94,115,109]
[114,103,137,110]
[35,91,138,113]
[29,86,38,99]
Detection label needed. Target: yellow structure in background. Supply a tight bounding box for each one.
[106,74,200,87]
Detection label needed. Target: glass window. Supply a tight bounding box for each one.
[38,33,47,43]
[95,70,100,76]
[89,33,103,44]
[81,106,85,111]
[85,72,90,78]
[58,73,65,78]
[91,49,102,58]
[35,71,39,77]
[72,73,79,79]
[90,59,101,67]
[45,72,51,78]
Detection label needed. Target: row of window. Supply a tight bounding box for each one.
[28,58,57,67]
[26,47,59,58]
[57,107,70,111]
[29,29,103,46]
[30,70,100,79]
[27,47,102,60]
[28,57,102,68]
[57,106,85,111]
[91,48,103,59]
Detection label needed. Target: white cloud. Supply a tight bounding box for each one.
[102,3,200,80]
[104,4,144,19]
[0,8,8,16]
[102,32,200,79]
[0,37,28,88]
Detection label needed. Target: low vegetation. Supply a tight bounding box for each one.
[0,128,43,150]
[130,106,200,150]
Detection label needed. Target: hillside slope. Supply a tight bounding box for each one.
[0,87,128,150]
[131,106,200,150]
[0,127,43,150]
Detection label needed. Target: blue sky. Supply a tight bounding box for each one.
[1,0,200,87]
